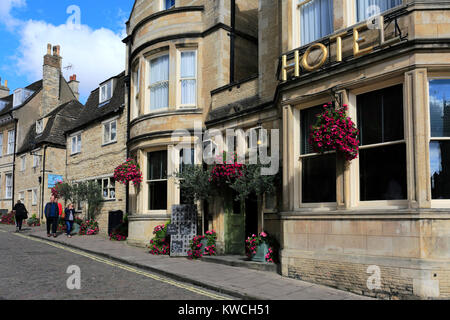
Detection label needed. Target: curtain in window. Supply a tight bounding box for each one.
[300,0,333,46]
[356,0,402,22]
[181,51,196,106]
[150,55,169,111]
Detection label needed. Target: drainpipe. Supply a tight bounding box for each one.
[40,145,47,220]
[125,38,132,217]
[230,0,236,83]
[10,115,18,211]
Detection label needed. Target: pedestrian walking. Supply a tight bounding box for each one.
[44,195,62,238]
[13,200,28,232]
[64,203,76,238]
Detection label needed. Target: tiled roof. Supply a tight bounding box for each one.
[0,80,43,117]
[65,71,125,134]
[17,99,84,154]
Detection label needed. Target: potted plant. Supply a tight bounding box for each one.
[148,221,171,255]
[187,230,217,260]
[27,214,41,227]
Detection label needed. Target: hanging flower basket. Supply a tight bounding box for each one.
[114,158,143,186]
[209,153,244,187]
[309,102,360,161]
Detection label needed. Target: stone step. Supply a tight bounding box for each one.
[201,255,279,274]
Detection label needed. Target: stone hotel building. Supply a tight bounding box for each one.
[124,0,450,299]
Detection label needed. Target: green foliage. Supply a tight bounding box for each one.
[54,181,104,220]
[230,163,280,203]
[175,165,214,205]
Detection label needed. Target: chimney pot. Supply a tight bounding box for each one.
[4,80,7,88]
[47,43,52,55]
[55,45,60,56]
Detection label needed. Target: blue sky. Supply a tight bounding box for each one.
[0,0,134,103]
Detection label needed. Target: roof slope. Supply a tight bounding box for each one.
[65,71,125,134]
[0,80,43,117]
[17,99,84,154]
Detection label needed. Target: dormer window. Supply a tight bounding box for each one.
[36,119,44,135]
[163,0,175,10]
[13,88,34,108]
[99,79,113,104]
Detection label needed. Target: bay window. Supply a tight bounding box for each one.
[132,63,140,118]
[357,84,406,201]
[429,79,450,199]
[356,0,402,22]
[300,105,336,203]
[179,51,197,108]
[298,0,333,46]
[149,54,169,112]
[147,150,168,210]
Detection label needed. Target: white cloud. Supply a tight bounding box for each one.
[15,20,125,102]
[0,0,26,29]
[1,1,126,103]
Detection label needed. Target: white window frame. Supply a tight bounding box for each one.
[18,191,25,203]
[294,0,334,48]
[20,155,26,171]
[70,132,82,155]
[98,177,116,200]
[146,150,168,213]
[147,53,170,113]
[32,189,38,206]
[177,49,198,109]
[33,154,40,168]
[36,119,44,135]
[428,77,450,207]
[99,79,114,104]
[5,173,12,199]
[7,130,14,155]
[102,118,118,145]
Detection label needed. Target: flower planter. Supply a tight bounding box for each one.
[72,223,80,235]
[251,242,269,262]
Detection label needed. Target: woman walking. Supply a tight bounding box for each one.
[13,200,28,232]
[64,203,76,238]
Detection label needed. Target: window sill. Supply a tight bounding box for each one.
[70,152,81,157]
[102,141,117,147]
[101,199,116,203]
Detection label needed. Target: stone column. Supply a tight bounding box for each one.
[405,69,431,208]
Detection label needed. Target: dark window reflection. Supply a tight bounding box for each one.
[430,141,450,199]
[149,181,167,210]
[148,151,167,180]
[302,154,336,203]
[357,84,404,145]
[429,79,450,138]
[360,144,407,201]
[301,105,324,155]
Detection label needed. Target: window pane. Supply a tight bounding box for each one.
[430,141,450,199]
[181,51,196,78]
[359,143,407,201]
[180,148,195,172]
[302,153,336,203]
[429,79,450,138]
[301,105,323,155]
[165,0,175,9]
[357,84,404,145]
[148,151,167,180]
[181,79,196,105]
[77,135,81,152]
[150,55,169,111]
[104,124,110,143]
[300,0,333,46]
[111,121,117,141]
[149,181,167,210]
[356,0,402,22]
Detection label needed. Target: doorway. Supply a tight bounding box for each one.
[245,192,259,238]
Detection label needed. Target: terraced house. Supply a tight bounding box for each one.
[64,72,127,234]
[13,44,82,219]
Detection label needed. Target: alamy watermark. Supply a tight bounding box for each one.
[170,121,280,176]
[66,265,81,290]
[66,5,81,30]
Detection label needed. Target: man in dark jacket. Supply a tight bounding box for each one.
[44,195,61,237]
[13,200,28,232]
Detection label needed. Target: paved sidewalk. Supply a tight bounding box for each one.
[11,225,372,300]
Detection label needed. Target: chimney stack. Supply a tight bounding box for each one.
[68,74,80,100]
[0,78,10,98]
[42,43,62,116]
